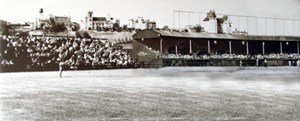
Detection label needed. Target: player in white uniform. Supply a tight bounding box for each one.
[58,51,66,77]
[59,61,64,77]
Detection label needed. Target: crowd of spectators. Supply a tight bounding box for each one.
[0,35,138,72]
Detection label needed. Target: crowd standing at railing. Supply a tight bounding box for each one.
[162,53,300,60]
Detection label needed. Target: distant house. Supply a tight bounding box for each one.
[37,19,49,29]
[51,15,72,26]
[85,11,115,31]
[92,17,107,29]
[7,22,34,32]
[35,9,76,31]
[70,22,80,31]
[8,23,30,29]
[127,17,156,30]
[146,21,156,29]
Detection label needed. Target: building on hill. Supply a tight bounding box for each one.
[127,17,156,30]
[50,15,72,26]
[8,22,34,31]
[36,8,48,29]
[35,8,76,31]
[85,11,115,31]
[146,21,156,30]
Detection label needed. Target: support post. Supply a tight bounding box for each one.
[262,42,265,55]
[175,45,178,55]
[189,39,192,54]
[246,41,249,55]
[280,42,283,54]
[297,42,299,55]
[265,18,267,35]
[160,38,163,53]
[293,21,295,36]
[256,17,258,35]
[282,20,284,35]
[238,16,240,32]
[274,19,276,35]
[247,17,249,34]
[199,13,201,26]
[229,41,232,55]
[208,40,211,54]
[173,10,175,29]
[178,12,180,29]
[188,12,190,26]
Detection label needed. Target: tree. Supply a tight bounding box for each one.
[122,25,128,32]
[113,23,120,32]
[162,25,170,31]
[96,26,101,31]
[83,32,91,38]
[193,25,202,32]
[49,17,66,32]
[0,21,11,35]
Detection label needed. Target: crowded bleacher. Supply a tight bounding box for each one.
[0,35,139,72]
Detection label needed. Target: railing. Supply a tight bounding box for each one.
[173,10,300,36]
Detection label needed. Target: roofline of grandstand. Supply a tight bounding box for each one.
[133,29,300,41]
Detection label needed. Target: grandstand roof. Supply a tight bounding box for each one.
[133,29,300,41]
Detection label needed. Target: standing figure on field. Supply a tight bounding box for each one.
[57,50,66,77]
[239,59,243,67]
[59,61,64,77]
[256,58,259,67]
[264,58,267,68]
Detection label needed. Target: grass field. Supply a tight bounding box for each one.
[1,67,300,120]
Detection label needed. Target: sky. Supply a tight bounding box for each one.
[0,0,300,35]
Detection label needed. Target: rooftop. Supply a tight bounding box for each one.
[133,29,300,41]
[93,17,107,21]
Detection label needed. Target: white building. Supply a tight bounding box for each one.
[128,17,156,30]
[203,19,218,33]
[85,11,115,31]
[203,10,218,33]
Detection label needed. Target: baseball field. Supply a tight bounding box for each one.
[1,67,300,120]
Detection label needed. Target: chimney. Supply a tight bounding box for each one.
[88,11,93,18]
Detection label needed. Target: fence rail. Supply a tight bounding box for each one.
[173,10,300,36]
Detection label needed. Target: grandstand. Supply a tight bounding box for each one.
[132,29,300,67]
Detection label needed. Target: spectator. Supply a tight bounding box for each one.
[264,59,267,68]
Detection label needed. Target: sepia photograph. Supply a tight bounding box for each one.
[1,0,300,120]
